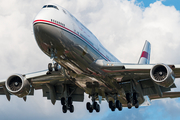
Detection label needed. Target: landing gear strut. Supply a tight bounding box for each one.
[116,100,122,111]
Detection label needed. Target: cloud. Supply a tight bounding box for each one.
[80,0,180,64]
[0,0,180,120]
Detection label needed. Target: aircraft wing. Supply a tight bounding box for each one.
[0,59,179,109]
[99,63,180,80]
[0,69,85,104]
[96,60,180,100]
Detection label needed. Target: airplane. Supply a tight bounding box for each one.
[0,3,180,113]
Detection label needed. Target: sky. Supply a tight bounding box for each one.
[0,0,180,119]
[136,0,180,10]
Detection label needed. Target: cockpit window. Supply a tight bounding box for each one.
[42,5,59,10]
[42,5,47,8]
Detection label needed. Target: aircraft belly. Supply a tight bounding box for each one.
[74,75,112,96]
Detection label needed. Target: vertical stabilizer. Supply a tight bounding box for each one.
[138,40,151,64]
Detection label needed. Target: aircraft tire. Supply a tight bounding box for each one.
[86,102,91,110]
[68,97,72,105]
[95,104,100,112]
[62,105,67,113]
[89,107,93,113]
[116,101,122,111]
[61,97,65,105]
[135,101,139,108]
[116,100,120,108]
[70,105,74,113]
[93,102,97,109]
[54,63,58,71]
[127,103,132,109]
[48,63,53,72]
[109,101,113,109]
[111,106,115,111]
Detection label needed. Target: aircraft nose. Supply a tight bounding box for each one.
[33,21,64,58]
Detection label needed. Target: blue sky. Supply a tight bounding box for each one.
[0,0,180,120]
[161,0,180,10]
[136,0,180,10]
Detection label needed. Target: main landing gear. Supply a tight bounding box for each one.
[107,94,123,111]
[60,85,77,113]
[86,95,100,113]
[126,92,139,109]
[61,97,74,113]
[108,100,122,111]
[86,101,100,113]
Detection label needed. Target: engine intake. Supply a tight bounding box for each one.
[150,64,175,88]
[5,74,31,97]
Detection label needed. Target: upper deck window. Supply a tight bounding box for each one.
[42,5,59,10]
[62,9,66,14]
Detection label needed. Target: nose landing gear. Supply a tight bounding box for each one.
[48,62,59,72]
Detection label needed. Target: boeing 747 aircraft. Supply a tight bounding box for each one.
[1,3,180,113]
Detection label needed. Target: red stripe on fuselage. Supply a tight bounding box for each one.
[141,51,149,59]
[33,19,111,61]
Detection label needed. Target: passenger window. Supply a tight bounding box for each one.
[63,9,66,14]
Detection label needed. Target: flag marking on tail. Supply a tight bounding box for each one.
[141,51,149,60]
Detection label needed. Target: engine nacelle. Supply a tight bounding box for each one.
[150,63,175,88]
[5,74,31,97]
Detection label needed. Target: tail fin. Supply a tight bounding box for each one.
[138,40,151,64]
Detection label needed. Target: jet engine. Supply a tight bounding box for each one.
[5,74,31,97]
[150,63,175,88]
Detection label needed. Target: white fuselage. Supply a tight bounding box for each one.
[33,4,120,63]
